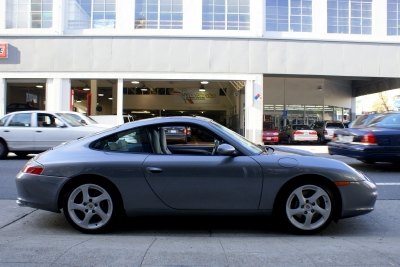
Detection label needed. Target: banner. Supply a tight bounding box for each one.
[174,88,219,104]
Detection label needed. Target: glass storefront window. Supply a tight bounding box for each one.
[135,0,183,29]
[67,0,116,29]
[202,0,250,30]
[333,106,343,121]
[305,105,323,125]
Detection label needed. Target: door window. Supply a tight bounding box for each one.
[8,113,31,127]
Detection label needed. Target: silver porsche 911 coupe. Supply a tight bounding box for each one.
[15,116,377,234]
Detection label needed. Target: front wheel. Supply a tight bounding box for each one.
[287,136,292,144]
[275,181,336,235]
[63,182,117,234]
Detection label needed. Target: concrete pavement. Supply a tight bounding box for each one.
[1,199,400,267]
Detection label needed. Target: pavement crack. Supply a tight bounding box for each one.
[0,209,38,230]
[219,239,230,267]
[140,237,157,267]
[49,237,93,267]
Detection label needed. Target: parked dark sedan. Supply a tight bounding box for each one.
[163,126,187,144]
[6,103,38,113]
[328,112,400,164]
[16,116,377,235]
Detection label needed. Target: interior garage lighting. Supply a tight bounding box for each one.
[36,84,43,88]
[199,85,206,92]
[98,93,104,96]
[131,81,140,84]
[131,111,150,113]
[200,81,209,84]
[108,95,113,100]
[83,84,90,91]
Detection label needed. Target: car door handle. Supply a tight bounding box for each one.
[36,130,42,133]
[146,167,163,173]
[3,130,9,132]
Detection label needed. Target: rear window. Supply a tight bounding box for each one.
[293,125,311,130]
[326,123,344,129]
[263,122,275,130]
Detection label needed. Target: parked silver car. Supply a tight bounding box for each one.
[309,121,345,143]
[279,124,318,144]
[16,116,377,235]
[0,110,109,158]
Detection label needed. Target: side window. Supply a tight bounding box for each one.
[90,127,151,153]
[8,113,31,127]
[0,115,11,126]
[37,113,60,127]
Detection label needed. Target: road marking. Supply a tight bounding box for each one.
[376,183,400,185]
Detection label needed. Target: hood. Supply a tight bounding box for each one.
[266,146,316,156]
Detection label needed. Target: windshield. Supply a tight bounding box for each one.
[56,113,86,127]
[209,121,263,154]
[369,113,400,128]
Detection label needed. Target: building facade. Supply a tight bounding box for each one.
[1,0,400,143]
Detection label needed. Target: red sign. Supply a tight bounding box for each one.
[0,43,8,59]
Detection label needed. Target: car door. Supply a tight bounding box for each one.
[3,113,35,151]
[142,154,263,210]
[34,113,72,150]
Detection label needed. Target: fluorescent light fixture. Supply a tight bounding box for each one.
[108,95,113,100]
[199,85,206,92]
[36,84,43,88]
[76,98,81,103]
[98,93,104,96]
[200,81,209,84]
[83,84,90,91]
[131,81,140,84]
[131,111,150,114]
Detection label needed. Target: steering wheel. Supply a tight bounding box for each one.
[211,139,220,155]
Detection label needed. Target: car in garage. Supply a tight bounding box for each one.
[310,121,345,143]
[262,121,279,145]
[6,103,38,113]
[163,126,187,144]
[328,112,400,164]
[279,124,318,144]
[0,110,110,159]
[15,116,377,235]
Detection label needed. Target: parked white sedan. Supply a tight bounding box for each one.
[0,110,110,158]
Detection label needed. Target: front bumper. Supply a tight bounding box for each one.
[338,177,377,218]
[15,171,68,213]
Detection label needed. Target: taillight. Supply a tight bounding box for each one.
[184,128,187,134]
[293,131,304,135]
[21,160,44,175]
[361,132,377,144]
[309,131,317,135]
[323,130,328,135]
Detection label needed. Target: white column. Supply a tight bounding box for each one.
[245,75,263,144]
[45,78,71,111]
[116,79,123,125]
[0,78,5,117]
[90,80,98,116]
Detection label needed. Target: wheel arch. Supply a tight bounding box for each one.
[57,174,125,216]
[272,174,343,222]
[0,137,9,159]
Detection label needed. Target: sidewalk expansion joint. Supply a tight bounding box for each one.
[0,209,38,230]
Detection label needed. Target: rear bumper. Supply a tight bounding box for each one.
[263,136,279,143]
[328,142,399,163]
[15,171,67,213]
[293,136,318,142]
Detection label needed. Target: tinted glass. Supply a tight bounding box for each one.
[0,115,11,126]
[326,122,344,128]
[9,113,31,127]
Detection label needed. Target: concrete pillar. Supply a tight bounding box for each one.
[90,80,98,116]
[351,96,357,121]
[0,78,5,116]
[116,79,123,125]
[45,78,71,111]
[245,75,263,144]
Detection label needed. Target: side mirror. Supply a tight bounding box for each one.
[216,144,236,156]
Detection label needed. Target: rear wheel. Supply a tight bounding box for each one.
[0,140,9,159]
[287,136,292,144]
[275,180,336,235]
[63,181,118,234]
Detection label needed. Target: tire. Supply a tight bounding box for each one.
[287,136,292,144]
[63,181,118,234]
[0,140,9,159]
[274,180,336,235]
[183,137,187,144]
[14,152,28,157]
